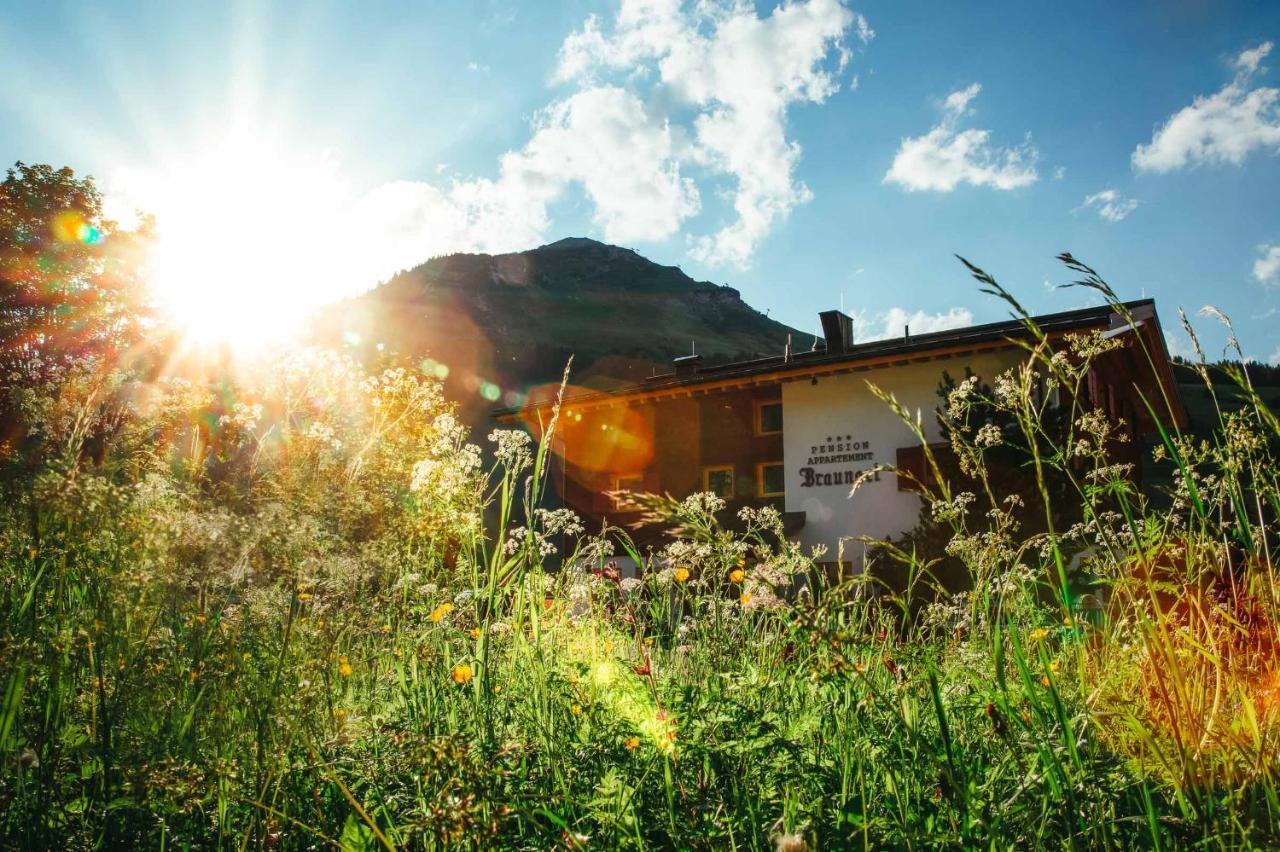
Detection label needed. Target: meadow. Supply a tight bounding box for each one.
[2,172,1280,847]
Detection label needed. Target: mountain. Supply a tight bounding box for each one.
[312,237,804,418]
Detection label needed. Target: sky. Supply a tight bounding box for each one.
[2,0,1280,361]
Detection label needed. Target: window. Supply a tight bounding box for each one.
[612,474,644,511]
[757,462,785,497]
[756,400,783,435]
[702,465,735,498]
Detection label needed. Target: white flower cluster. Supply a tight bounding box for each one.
[504,526,557,557]
[680,492,726,516]
[974,422,1003,448]
[489,429,533,471]
[930,492,975,525]
[409,412,483,535]
[945,375,982,420]
[535,507,585,538]
[219,402,263,432]
[302,421,343,451]
[737,504,783,533]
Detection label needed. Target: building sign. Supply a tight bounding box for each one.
[799,434,880,487]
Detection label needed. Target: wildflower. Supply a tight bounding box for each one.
[489,429,533,470]
[469,627,481,639]
[674,567,690,583]
[1029,628,1049,642]
[451,663,473,684]
[625,736,640,750]
[775,834,809,852]
[333,708,348,723]
[338,656,353,677]
[740,593,753,606]
[729,568,745,583]
[1048,661,1060,674]
[974,422,1003,448]
[429,603,454,623]
[494,684,503,693]
[571,704,582,715]
[1041,675,1051,688]
[381,623,391,633]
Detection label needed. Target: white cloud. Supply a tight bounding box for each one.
[1077,188,1139,222]
[1255,243,1280,286]
[350,0,863,272]
[1165,329,1195,361]
[884,83,1039,192]
[551,0,861,267]
[1237,41,1273,75]
[1133,42,1280,172]
[343,86,700,276]
[853,306,974,341]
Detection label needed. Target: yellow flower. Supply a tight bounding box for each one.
[297,591,311,602]
[644,637,654,646]
[740,593,753,606]
[494,684,503,693]
[333,708,348,723]
[451,663,473,684]
[338,655,353,677]
[1029,628,1048,642]
[1048,661,1060,674]
[571,704,582,715]
[1041,675,1051,688]
[729,568,745,583]
[429,603,454,623]
[625,736,640,750]
[381,623,392,634]
[470,627,482,639]
[674,567,690,583]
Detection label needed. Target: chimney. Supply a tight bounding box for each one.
[672,354,703,378]
[818,309,855,354]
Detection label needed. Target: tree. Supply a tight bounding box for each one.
[0,162,154,464]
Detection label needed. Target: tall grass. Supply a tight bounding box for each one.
[2,261,1280,848]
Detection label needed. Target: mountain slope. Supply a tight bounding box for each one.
[313,238,803,414]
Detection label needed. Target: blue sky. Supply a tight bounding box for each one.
[3,0,1280,360]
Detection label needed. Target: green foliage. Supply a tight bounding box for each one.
[2,178,1280,849]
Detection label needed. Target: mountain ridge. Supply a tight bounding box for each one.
[313,237,803,417]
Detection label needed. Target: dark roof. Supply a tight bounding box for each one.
[497,299,1158,416]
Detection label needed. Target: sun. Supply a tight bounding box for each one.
[120,130,370,351]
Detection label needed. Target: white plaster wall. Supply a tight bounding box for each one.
[782,351,1024,565]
